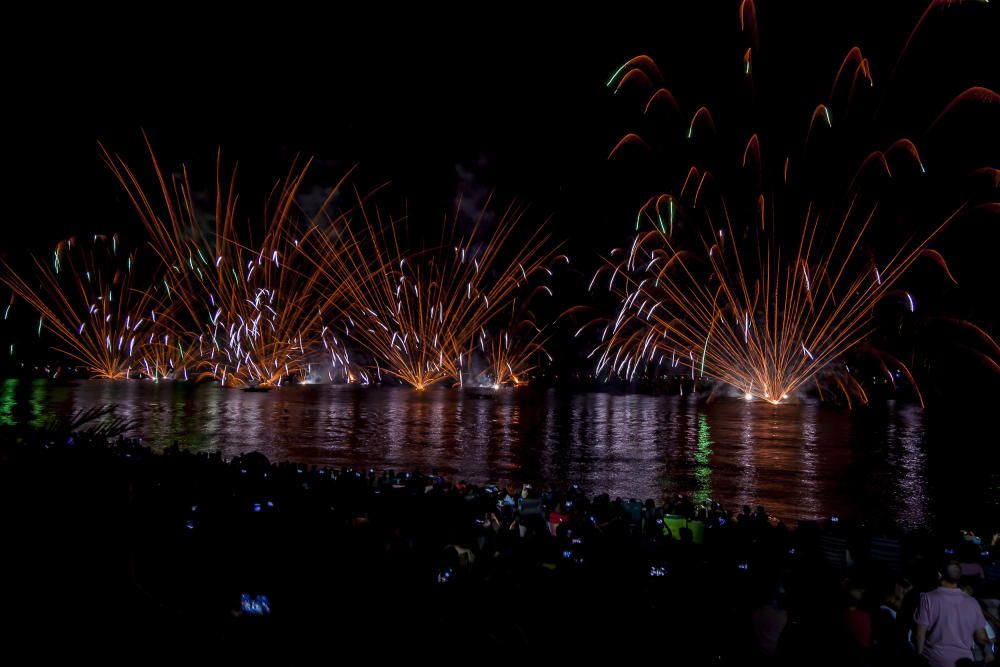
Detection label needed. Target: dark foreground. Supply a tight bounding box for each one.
[2,426,997,663]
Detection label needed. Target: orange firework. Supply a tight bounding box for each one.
[100,139,358,387]
[302,195,560,390]
[472,272,566,387]
[1,234,161,379]
[589,0,999,406]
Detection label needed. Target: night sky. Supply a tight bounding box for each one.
[4,1,999,396]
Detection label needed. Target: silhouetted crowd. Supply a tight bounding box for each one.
[2,430,997,663]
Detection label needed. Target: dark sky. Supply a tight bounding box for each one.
[4,1,998,391]
[6,3,991,245]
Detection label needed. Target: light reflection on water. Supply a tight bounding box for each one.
[879,403,930,530]
[3,379,996,527]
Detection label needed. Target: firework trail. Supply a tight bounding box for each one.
[302,194,560,389]
[1,234,161,379]
[473,269,566,387]
[101,139,358,387]
[588,0,999,405]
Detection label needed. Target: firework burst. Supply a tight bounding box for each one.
[303,196,560,390]
[101,140,356,387]
[588,0,999,405]
[473,273,565,387]
[1,234,160,379]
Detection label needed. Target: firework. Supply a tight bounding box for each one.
[100,140,357,387]
[589,1,999,405]
[1,234,160,379]
[473,273,565,387]
[134,324,195,381]
[302,195,560,390]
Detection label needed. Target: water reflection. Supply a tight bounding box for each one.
[694,413,712,506]
[2,379,994,526]
[737,402,758,509]
[799,401,820,520]
[0,378,17,426]
[30,378,47,426]
[887,402,929,530]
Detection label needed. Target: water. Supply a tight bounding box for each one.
[2,378,996,528]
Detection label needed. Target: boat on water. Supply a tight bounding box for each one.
[241,386,272,393]
[462,384,500,399]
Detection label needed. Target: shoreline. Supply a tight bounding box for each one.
[3,426,997,659]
